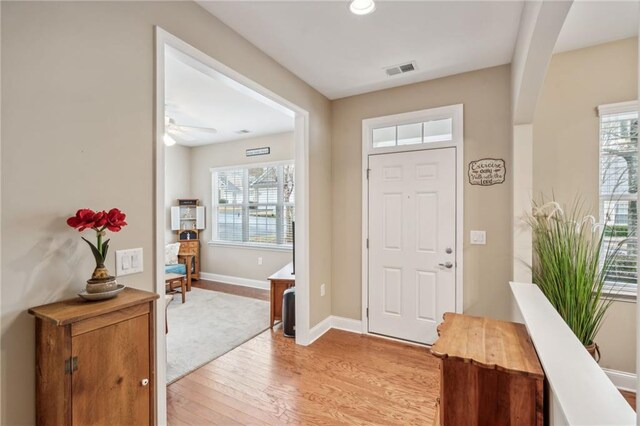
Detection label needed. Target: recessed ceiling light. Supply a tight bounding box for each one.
[236,129,251,134]
[350,0,376,15]
[163,133,177,147]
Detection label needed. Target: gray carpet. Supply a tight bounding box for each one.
[166,287,269,384]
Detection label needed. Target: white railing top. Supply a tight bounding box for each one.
[510,282,636,426]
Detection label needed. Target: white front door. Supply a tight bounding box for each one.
[368,147,456,344]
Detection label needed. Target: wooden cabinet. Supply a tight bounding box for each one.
[431,313,544,426]
[28,288,159,426]
[179,240,200,280]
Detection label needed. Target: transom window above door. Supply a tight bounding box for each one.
[372,117,453,148]
[211,161,294,250]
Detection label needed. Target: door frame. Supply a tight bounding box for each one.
[155,27,311,424]
[361,104,464,338]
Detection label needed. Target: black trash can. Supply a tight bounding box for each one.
[282,287,295,338]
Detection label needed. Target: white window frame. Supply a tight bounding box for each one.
[598,100,639,299]
[210,160,294,251]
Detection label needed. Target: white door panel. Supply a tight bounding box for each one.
[368,148,456,344]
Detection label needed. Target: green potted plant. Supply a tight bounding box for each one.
[527,200,625,361]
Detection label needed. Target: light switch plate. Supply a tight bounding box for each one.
[115,248,144,276]
[470,230,486,245]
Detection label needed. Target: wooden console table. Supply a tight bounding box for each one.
[431,313,544,425]
[268,261,295,327]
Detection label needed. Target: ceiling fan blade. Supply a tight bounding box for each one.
[168,129,196,143]
[175,124,218,134]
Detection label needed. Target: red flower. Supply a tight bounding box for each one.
[105,208,127,232]
[67,208,127,232]
[93,211,107,228]
[67,209,98,231]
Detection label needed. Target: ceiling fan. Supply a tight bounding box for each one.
[164,116,217,146]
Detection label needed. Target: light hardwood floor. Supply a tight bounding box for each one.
[167,328,440,425]
[167,325,637,424]
[621,390,636,410]
[192,279,270,301]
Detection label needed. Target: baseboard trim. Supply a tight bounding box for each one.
[330,316,363,334]
[307,316,333,345]
[603,368,637,392]
[200,272,269,290]
[307,316,363,345]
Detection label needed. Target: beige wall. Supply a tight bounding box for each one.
[331,65,513,321]
[0,2,332,424]
[191,132,294,281]
[165,144,192,243]
[533,37,638,373]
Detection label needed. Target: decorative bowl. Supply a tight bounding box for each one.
[78,284,126,301]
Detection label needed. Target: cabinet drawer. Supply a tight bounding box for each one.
[179,241,198,255]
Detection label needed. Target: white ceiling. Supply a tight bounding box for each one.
[165,47,294,147]
[199,1,525,100]
[554,1,639,53]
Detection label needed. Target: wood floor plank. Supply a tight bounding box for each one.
[621,390,636,410]
[193,280,269,301]
[171,381,282,425]
[207,351,434,412]
[168,328,439,425]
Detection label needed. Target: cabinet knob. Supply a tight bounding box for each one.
[141,378,149,386]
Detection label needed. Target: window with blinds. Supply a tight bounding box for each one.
[599,102,638,294]
[212,162,294,248]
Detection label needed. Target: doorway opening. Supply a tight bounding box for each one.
[361,105,464,345]
[155,27,310,423]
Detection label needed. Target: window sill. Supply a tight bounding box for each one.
[601,285,637,303]
[207,240,292,252]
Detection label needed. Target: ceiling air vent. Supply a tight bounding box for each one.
[385,61,417,77]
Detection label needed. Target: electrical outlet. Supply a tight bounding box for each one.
[258,257,263,266]
[320,283,326,297]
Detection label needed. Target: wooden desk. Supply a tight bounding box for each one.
[431,313,544,426]
[268,262,295,328]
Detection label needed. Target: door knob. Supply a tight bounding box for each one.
[141,378,149,386]
[438,262,453,269]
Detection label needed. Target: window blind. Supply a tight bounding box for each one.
[213,162,294,247]
[599,106,638,292]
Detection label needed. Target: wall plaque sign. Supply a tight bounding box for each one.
[246,147,270,157]
[247,146,271,157]
[468,158,506,186]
